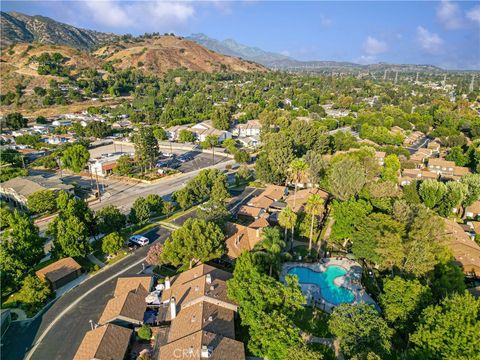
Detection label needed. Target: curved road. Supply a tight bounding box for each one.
[1,227,171,360]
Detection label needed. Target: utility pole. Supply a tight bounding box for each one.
[95,170,101,202]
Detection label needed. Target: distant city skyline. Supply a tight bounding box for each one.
[2,0,480,70]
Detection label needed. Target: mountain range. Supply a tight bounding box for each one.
[1,11,444,73]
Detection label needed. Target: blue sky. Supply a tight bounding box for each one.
[3,1,480,69]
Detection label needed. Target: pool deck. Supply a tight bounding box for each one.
[281,258,378,313]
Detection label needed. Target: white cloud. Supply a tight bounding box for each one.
[280,50,290,57]
[437,0,462,30]
[319,15,333,28]
[417,26,443,53]
[82,0,195,30]
[467,5,480,24]
[364,36,388,55]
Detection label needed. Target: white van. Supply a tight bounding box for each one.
[129,235,149,247]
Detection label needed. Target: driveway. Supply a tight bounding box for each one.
[1,227,171,360]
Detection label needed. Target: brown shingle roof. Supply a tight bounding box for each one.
[444,220,480,276]
[286,188,329,212]
[224,221,266,259]
[167,301,236,343]
[237,205,264,218]
[160,264,237,315]
[159,330,245,360]
[114,275,153,297]
[466,201,480,216]
[73,323,132,360]
[428,158,455,169]
[98,284,148,325]
[36,257,81,283]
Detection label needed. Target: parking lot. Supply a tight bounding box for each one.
[158,150,229,173]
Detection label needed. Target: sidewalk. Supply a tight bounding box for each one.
[87,254,105,268]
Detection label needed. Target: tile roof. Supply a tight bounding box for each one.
[428,158,455,168]
[114,276,153,297]
[160,264,237,316]
[285,188,329,212]
[36,257,81,283]
[237,205,264,218]
[444,219,480,275]
[167,301,236,343]
[0,175,73,197]
[466,201,480,215]
[224,221,266,259]
[158,330,245,360]
[73,323,132,360]
[98,284,148,325]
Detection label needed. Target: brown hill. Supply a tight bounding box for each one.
[95,36,266,74]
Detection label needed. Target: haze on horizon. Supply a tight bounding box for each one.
[2,0,480,70]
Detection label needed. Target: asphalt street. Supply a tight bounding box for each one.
[1,226,170,360]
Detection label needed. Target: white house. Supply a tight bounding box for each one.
[190,121,232,142]
[52,119,72,127]
[89,152,133,177]
[232,120,262,138]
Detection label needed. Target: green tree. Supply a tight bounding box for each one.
[96,205,126,234]
[137,324,152,341]
[178,129,196,143]
[438,181,468,216]
[445,146,469,166]
[331,199,372,243]
[210,176,229,202]
[233,149,250,164]
[84,121,111,138]
[145,194,164,216]
[381,154,400,183]
[51,216,91,257]
[133,127,159,173]
[27,190,58,214]
[153,127,168,141]
[305,194,324,251]
[419,180,447,209]
[211,106,231,130]
[460,173,480,206]
[113,155,133,176]
[403,181,421,204]
[4,112,27,130]
[101,232,124,255]
[430,261,466,301]
[129,197,151,224]
[278,206,297,247]
[410,292,480,360]
[328,158,366,200]
[329,304,393,359]
[17,275,52,310]
[161,219,224,269]
[0,211,44,287]
[196,201,230,229]
[379,277,432,334]
[254,227,285,276]
[288,158,309,208]
[61,144,90,173]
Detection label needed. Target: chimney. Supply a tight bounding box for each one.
[206,273,212,285]
[170,297,176,319]
[165,277,171,289]
[201,345,212,358]
[256,228,261,238]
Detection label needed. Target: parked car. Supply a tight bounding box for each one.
[129,235,149,246]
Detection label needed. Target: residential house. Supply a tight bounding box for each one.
[224,217,269,259]
[285,188,330,213]
[427,140,441,153]
[444,220,480,277]
[409,148,432,168]
[190,121,232,143]
[400,168,438,186]
[73,323,132,360]
[98,276,153,327]
[165,124,191,141]
[238,185,287,219]
[427,158,470,180]
[403,131,424,146]
[52,119,72,127]
[237,136,260,149]
[158,264,245,360]
[89,152,133,177]
[465,201,480,219]
[0,175,74,208]
[36,257,82,290]
[375,151,386,166]
[231,119,261,137]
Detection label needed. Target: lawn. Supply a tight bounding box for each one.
[293,306,332,338]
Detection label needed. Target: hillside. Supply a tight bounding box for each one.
[187,33,290,66]
[0,11,118,50]
[95,36,266,74]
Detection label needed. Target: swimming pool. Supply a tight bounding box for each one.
[288,265,355,305]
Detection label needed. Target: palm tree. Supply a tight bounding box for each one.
[305,194,325,251]
[278,206,297,250]
[254,227,285,276]
[287,158,309,209]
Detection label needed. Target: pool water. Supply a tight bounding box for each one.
[288,265,355,305]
